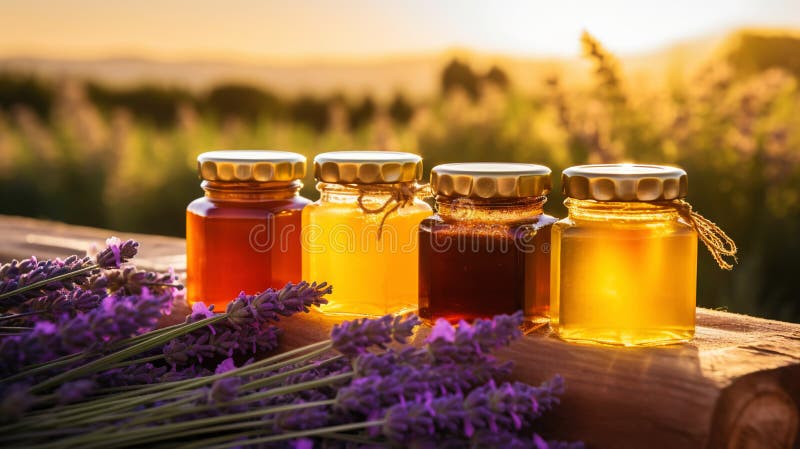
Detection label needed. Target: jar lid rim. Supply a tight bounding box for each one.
[432,162,551,176]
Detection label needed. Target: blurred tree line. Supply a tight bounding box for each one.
[1,30,799,322]
[0,74,423,131]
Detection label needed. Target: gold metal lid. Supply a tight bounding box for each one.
[431,162,551,199]
[197,150,306,182]
[562,164,688,201]
[314,151,423,184]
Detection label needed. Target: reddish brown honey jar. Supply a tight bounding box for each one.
[418,163,555,324]
[186,150,310,310]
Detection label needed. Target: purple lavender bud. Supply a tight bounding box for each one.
[95,237,139,269]
[426,312,523,365]
[226,282,330,329]
[87,267,181,296]
[209,377,241,404]
[0,255,94,310]
[1,289,174,375]
[382,394,463,444]
[380,377,568,446]
[164,323,280,369]
[273,400,330,431]
[21,288,102,321]
[331,314,420,357]
[539,437,586,449]
[214,357,237,374]
[0,257,39,282]
[56,379,96,404]
[291,439,314,449]
[0,383,34,423]
[94,363,173,388]
[187,302,215,323]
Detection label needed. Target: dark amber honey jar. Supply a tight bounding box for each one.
[418,163,555,324]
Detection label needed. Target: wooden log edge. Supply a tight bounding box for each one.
[709,366,800,449]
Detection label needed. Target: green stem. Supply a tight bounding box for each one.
[30,314,227,393]
[0,263,98,302]
[0,311,42,322]
[240,354,343,391]
[16,341,334,427]
[51,369,350,431]
[0,326,32,331]
[106,354,165,370]
[119,421,267,449]
[2,322,189,385]
[168,429,268,449]
[205,420,384,449]
[34,400,332,449]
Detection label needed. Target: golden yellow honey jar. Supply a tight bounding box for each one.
[550,164,737,346]
[301,151,432,317]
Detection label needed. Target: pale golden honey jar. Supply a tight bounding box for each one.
[301,151,432,317]
[550,164,736,346]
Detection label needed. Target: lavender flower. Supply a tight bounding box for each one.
[332,314,420,357]
[381,379,567,446]
[163,322,281,368]
[94,362,172,388]
[0,238,139,311]
[0,383,34,423]
[56,379,96,404]
[426,312,523,365]
[0,255,93,309]
[87,266,181,296]
[274,401,331,431]
[0,257,39,282]
[0,289,174,375]
[209,377,242,404]
[20,288,102,321]
[335,360,510,417]
[226,282,331,328]
[164,283,332,369]
[94,237,139,269]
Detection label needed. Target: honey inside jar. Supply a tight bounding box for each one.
[302,151,432,317]
[186,150,310,311]
[419,163,555,324]
[550,164,699,346]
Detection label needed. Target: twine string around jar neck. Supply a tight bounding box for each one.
[658,199,738,270]
[355,182,432,238]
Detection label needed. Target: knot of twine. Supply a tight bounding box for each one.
[661,199,738,270]
[356,182,432,238]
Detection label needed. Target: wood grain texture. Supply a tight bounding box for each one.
[1,214,799,449]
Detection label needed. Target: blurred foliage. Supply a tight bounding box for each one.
[727,32,800,79]
[0,73,53,119]
[205,83,282,124]
[0,30,799,322]
[86,82,196,128]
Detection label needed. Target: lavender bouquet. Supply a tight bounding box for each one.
[0,238,581,449]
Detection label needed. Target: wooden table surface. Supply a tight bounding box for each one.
[1,214,798,449]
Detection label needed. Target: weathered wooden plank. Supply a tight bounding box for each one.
[1,214,799,449]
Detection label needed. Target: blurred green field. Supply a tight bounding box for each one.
[1,31,799,321]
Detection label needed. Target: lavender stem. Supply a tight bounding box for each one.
[31,314,227,392]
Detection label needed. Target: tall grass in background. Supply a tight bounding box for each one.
[0,32,799,321]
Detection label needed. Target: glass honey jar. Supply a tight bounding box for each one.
[302,151,432,317]
[551,164,737,346]
[419,163,556,324]
[186,150,310,310]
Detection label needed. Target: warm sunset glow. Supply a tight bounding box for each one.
[1,0,798,61]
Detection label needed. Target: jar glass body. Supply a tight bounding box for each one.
[302,182,432,316]
[186,181,311,310]
[419,196,556,324]
[550,199,698,346]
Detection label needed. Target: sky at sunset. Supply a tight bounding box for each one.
[1,0,800,62]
